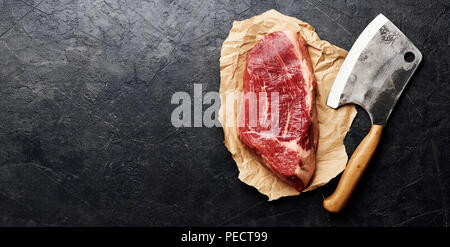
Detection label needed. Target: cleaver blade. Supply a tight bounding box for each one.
[323,14,422,213]
[327,14,422,125]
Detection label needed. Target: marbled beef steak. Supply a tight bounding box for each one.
[238,31,318,191]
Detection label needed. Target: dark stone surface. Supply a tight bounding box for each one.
[0,0,448,226]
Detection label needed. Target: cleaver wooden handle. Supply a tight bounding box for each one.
[323,124,384,213]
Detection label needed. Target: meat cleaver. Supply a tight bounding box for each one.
[323,14,422,213]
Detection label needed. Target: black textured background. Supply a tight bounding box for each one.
[0,0,449,227]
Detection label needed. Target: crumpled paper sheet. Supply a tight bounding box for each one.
[218,9,357,200]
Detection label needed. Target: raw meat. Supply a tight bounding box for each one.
[238,31,318,191]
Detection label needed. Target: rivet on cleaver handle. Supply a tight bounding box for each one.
[323,14,422,213]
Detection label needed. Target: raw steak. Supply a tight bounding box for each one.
[238,31,318,191]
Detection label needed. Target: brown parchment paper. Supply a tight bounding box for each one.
[218,9,357,200]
